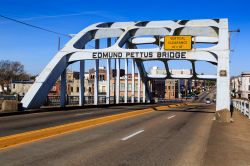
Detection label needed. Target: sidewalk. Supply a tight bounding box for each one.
[203,110,250,166]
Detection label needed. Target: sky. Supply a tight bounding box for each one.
[0,0,249,76]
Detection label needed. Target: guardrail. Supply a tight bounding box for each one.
[232,99,250,119]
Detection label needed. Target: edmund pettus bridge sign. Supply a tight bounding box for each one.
[21,18,231,122]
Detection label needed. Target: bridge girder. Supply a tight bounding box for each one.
[21,18,230,121]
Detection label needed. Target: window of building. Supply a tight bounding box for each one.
[249,85,250,91]
[102,86,106,92]
[128,83,132,91]
[120,83,125,91]
[100,75,105,81]
[13,84,15,89]
[77,87,79,92]
[88,87,91,92]
[71,87,73,92]
[135,83,138,91]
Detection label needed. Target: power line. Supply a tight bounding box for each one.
[0,14,98,49]
[0,14,71,38]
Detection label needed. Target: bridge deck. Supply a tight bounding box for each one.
[0,104,249,165]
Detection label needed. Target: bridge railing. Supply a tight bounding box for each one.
[232,99,250,119]
[43,96,145,106]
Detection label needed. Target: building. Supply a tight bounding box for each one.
[88,67,107,96]
[111,73,143,99]
[149,67,177,99]
[148,67,206,99]
[231,72,250,99]
[170,69,196,97]
[11,80,34,96]
[88,67,144,101]
[63,70,89,96]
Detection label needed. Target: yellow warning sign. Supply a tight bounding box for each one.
[164,36,192,50]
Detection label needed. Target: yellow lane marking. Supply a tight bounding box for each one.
[0,103,187,150]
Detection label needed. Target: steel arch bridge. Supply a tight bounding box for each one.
[21,18,230,121]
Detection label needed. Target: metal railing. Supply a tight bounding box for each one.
[2,94,184,107]
[0,94,149,107]
[44,96,147,106]
[232,99,250,119]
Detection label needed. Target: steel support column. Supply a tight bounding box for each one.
[79,60,85,106]
[135,60,153,103]
[106,38,111,104]
[125,58,128,103]
[137,67,141,103]
[60,69,67,107]
[116,59,120,104]
[215,51,230,121]
[143,82,146,103]
[94,39,99,105]
[131,59,135,103]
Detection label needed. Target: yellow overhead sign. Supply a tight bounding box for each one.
[164,36,192,50]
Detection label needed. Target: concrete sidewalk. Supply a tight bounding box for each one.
[203,110,250,166]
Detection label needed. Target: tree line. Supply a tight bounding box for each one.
[0,60,31,94]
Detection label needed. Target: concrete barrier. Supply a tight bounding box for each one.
[215,109,231,122]
[1,100,19,112]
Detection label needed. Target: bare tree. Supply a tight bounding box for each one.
[0,60,30,94]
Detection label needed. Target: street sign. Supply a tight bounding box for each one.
[164,36,192,50]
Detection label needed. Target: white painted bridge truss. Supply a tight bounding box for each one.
[22,18,230,113]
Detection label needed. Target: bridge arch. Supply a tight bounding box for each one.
[21,18,230,121]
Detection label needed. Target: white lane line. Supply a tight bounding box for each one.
[167,115,176,119]
[121,130,144,141]
[74,112,93,116]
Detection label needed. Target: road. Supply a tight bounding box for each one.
[0,104,158,137]
[0,103,216,166]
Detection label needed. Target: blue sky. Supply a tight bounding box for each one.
[0,0,249,76]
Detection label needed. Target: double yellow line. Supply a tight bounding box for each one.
[0,103,186,150]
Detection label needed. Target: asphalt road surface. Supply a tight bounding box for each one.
[0,103,215,166]
[0,104,158,137]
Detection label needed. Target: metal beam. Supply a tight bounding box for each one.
[21,19,230,115]
[79,60,85,106]
[116,59,120,104]
[125,58,128,103]
[137,66,141,103]
[143,81,146,103]
[135,60,153,103]
[60,69,67,107]
[131,59,135,103]
[94,39,99,105]
[106,38,111,104]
